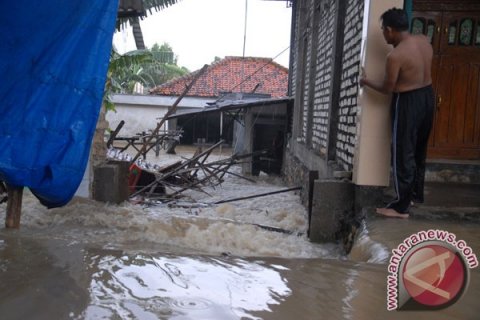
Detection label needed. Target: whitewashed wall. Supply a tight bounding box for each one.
[107,94,213,136]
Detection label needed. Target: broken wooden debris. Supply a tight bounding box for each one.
[214,186,302,204]
[110,129,183,159]
[130,64,209,164]
[166,186,303,210]
[106,120,125,148]
[185,215,304,236]
[108,128,285,206]
[116,140,258,204]
[129,140,233,199]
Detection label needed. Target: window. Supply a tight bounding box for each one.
[476,22,480,46]
[426,20,436,43]
[459,19,473,46]
[411,18,425,35]
[448,21,457,45]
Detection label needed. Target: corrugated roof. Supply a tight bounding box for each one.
[166,97,293,119]
[149,56,289,98]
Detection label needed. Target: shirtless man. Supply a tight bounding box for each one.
[360,8,434,218]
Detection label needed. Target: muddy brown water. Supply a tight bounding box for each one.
[1,148,478,319]
[1,208,478,319]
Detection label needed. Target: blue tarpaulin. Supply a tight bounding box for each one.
[0,0,119,208]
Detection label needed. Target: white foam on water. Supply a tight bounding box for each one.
[348,221,390,264]
[0,164,340,259]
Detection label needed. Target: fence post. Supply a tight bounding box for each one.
[5,186,23,228]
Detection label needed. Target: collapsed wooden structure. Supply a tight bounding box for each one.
[107,120,183,158]
[123,140,264,204]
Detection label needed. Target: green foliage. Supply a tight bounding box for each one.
[111,42,188,92]
[103,42,189,112]
[103,48,154,112]
[151,42,176,64]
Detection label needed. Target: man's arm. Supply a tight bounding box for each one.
[360,53,400,94]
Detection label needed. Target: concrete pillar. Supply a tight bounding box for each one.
[92,160,129,204]
[242,109,254,175]
[309,179,354,243]
[307,170,319,237]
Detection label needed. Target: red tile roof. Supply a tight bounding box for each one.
[149,56,288,98]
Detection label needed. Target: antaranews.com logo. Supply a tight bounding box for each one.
[387,229,478,311]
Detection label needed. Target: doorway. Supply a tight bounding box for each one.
[412,6,480,160]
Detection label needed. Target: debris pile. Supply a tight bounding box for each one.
[108,140,262,205]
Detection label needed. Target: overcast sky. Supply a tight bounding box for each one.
[113,0,292,71]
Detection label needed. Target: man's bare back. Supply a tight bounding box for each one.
[360,8,436,218]
[388,34,433,92]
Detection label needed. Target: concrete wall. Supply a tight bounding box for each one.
[107,104,169,136]
[107,94,212,136]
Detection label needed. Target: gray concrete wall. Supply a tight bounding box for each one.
[310,179,354,243]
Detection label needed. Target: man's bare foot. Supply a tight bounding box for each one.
[376,207,409,219]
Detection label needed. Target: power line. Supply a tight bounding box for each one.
[227,46,290,95]
[242,0,248,58]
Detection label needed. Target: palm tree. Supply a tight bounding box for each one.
[117,0,182,50]
[105,0,184,108]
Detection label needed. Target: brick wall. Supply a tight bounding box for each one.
[286,0,365,199]
[336,0,364,171]
[311,0,337,155]
[295,0,338,155]
[295,0,314,144]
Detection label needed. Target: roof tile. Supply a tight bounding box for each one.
[149,56,288,98]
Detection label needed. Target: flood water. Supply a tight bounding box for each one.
[0,153,479,319]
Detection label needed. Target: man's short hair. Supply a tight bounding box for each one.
[381,8,409,31]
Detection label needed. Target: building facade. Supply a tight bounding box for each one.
[284,0,480,240]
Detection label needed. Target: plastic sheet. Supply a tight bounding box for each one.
[0,0,119,207]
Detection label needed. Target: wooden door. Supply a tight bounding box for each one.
[412,11,480,159]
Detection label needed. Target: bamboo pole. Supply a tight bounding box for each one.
[130,64,209,164]
[106,120,125,148]
[214,186,302,204]
[5,186,23,228]
[130,140,224,198]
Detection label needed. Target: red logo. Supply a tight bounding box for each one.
[400,243,468,309]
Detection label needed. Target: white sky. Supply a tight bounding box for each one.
[113,0,292,71]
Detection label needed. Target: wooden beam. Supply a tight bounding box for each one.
[5,186,23,229]
[106,120,125,148]
[130,64,209,164]
[214,186,302,204]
